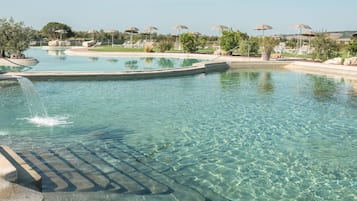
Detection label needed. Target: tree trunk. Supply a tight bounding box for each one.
[261,50,271,61]
[0,50,5,58]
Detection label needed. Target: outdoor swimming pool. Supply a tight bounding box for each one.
[0,52,356,200]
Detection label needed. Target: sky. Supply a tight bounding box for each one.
[1,0,356,36]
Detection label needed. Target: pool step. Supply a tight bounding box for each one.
[0,145,43,201]
[0,145,42,191]
[0,152,17,182]
[16,141,224,200]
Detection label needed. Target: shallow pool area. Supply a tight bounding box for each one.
[1,67,356,200]
[0,48,202,72]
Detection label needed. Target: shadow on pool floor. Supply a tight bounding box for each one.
[18,139,228,201]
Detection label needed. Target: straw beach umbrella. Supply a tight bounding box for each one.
[144,26,158,42]
[294,24,312,54]
[174,24,189,32]
[174,25,188,50]
[106,29,117,47]
[255,24,273,50]
[255,24,273,37]
[212,24,228,32]
[212,24,228,49]
[54,29,67,40]
[125,26,139,48]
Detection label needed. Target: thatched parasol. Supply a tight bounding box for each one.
[174,25,188,50]
[106,29,118,47]
[294,24,312,54]
[125,27,139,47]
[255,24,273,36]
[54,29,67,40]
[145,26,158,41]
[212,24,228,32]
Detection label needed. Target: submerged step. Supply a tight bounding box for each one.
[0,145,42,191]
[0,153,17,182]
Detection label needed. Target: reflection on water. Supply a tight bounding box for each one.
[157,58,174,68]
[88,57,99,62]
[47,50,66,60]
[220,70,357,104]
[47,50,65,56]
[181,58,199,67]
[15,48,206,72]
[309,75,337,101]
[125,60,138,69]
[143,57,153,66]
[0,66,32,72]
[258,72,274,93]
[106,58,118,63]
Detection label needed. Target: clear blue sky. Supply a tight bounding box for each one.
[1,0,356,36]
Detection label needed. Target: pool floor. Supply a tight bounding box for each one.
[19,137,226,200]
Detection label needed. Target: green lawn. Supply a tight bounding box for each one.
[89,46,145,52]
[89,45,216,54]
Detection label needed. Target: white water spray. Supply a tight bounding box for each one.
[14,76,70,127]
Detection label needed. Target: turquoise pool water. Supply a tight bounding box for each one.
[1,67,356,200]
[0,48,201,72]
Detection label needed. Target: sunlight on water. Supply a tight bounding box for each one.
[0,131,9,136]
[26,116,71,127]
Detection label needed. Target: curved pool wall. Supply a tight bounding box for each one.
[2,48,230,80]
[6,61,230,81]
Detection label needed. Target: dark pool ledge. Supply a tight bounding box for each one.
[0,145,43,201]
[5,61,229,81]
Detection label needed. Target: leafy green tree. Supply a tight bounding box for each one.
[180,33,199,53]
[41,22,74,39]
[238,37,259,56]
[285,38,298,49]
[220,30,248,52]
[157,41,174,52]
[197,36,207,49]
[0,18,34,57]
[347,38,357,56]
[311,33,340,61]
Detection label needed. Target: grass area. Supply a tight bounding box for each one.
[89,45,216,54]
[89,46,145,52]
[282,52,314,59]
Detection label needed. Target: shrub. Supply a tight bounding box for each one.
[180,33,199,53]
[144,42,154,52]
[220,30,248,52]
[158,41,173,52]
[311,33,340,61]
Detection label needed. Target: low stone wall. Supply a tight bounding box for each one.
[6,61,230,81]
[285,61,357,81]
[0,58,39,67]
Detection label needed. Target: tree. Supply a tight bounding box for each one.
[238,37,259,56]
[41,22,74,39]
[311,33,340,61]
[347,37,357,56]
[259,36,279,60]
[220,30,248,52]
[0,17,34,57]
[180,33,199,53]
